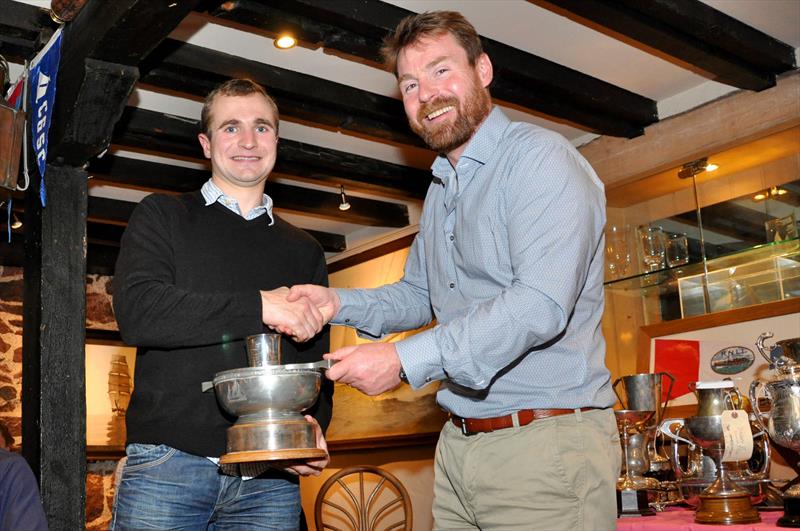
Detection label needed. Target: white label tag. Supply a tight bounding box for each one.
[721,410,753,463]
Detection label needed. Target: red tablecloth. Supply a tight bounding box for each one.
[617,507,783,530]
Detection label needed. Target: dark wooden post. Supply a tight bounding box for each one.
[22,164,88,529]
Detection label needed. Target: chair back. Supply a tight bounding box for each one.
[314,465,412,531]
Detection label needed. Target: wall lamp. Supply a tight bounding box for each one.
[338,185,351,211]
[678,157,718,179]
[11,213,21,229]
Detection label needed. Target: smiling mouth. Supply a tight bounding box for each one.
[232,156,261,161]
[426,106,454,121]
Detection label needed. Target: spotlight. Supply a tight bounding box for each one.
[338,185,351,211]
[10,213,21,229]
[274,35,297,49]
[678,157,709,179]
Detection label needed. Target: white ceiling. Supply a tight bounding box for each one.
[7,0,800,259]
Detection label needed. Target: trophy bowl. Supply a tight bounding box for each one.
[214,366,321,418]
[212,365,326,464]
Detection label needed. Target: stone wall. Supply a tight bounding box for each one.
[0,266,119,529]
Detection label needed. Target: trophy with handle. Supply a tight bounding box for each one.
[613,372,675,479]
[660,381,760,525]
[751,332,800,527]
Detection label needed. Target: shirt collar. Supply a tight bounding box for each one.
[431,106,510,180]
[201,179,274,225]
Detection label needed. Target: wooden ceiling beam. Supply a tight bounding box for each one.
[46,0,203,166]
[111,106,428,200]
[88,153,410,227]
[139,38,423,147]
[538,0,796,92]
[203,0,658,137]
[11,195,347,254]
[0,0,55,63]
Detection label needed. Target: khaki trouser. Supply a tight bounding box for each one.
[433,407,620,531]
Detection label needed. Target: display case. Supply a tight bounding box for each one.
[604,238,799,322]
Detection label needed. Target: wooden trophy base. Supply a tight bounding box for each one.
[220,447,327,465]
[695,491,760,525]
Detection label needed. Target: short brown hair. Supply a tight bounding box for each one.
[200,78,279,136]
[381,11,484,76]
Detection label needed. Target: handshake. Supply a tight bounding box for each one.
[263,285,404,397]
[260,285,340,343]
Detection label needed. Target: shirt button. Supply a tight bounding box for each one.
[425,377,432,383]
[345,318,351,323]
[449,234,454,241]
[449,282,455,289]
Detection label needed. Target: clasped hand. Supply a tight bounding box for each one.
[260,285,340,342]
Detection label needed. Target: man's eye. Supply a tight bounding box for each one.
[225,126,237,133]
[256,126,269,133]
[436,68,448,76]
[403,82,417,94]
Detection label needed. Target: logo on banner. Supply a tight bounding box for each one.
[34,71,51,166]
[27,26,63,206]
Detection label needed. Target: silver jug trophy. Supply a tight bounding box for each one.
[661,418,770,508]
[205,333,333,464]
[659,381,760,525]
[615,410,657,517]
[613,372,675,478]
[751,332,800,528]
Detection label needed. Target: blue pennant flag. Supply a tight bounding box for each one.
[28,27,63,207]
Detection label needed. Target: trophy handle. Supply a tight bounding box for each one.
[612,377,625,408]
[660,418,694,478]
[658,371,675,419]
[749,428,771,478]
[748,379,769,434]
[756,332,775,366]
[725,384,743,410]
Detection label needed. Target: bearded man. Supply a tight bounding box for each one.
[290,11,619,530]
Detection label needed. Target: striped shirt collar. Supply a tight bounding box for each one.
[201,179,274,225]
[431,106,509,180]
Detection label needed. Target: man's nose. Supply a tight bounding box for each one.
[239,129,256,148]
[418,79,436,103]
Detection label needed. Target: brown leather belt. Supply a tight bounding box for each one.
[450,408,597,436]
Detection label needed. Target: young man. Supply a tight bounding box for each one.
[290,11,620,530]
[111,79,331,529]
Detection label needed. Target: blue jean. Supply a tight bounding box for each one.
[110,444,301,530]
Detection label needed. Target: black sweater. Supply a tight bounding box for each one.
[112,191,332,457]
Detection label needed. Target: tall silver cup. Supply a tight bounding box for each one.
[614,372,675,475]
[246,333,282,366]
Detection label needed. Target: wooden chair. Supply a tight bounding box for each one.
[314,465,413,531]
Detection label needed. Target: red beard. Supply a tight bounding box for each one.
[411,83,492,155]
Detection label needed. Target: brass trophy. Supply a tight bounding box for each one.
[659,380,760,525]
[750,332,800,527]
[613,372,675,480]
[203,333,331,464]
[615,409,658,516]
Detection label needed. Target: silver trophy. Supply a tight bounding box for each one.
[613,372,675,478]
[750,332,800,527]
[203,333,332,464]
[659,381,760,525]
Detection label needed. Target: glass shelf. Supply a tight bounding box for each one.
[604,238,800,322]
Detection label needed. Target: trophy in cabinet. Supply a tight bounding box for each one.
[750,332,800,527]
[613,372,675,479]
[660,381,760,525]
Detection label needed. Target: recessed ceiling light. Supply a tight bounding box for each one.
[705,163,719,172]
[274,35,297,50]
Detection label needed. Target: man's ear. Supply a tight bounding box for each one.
[198,133,211,159]
[477,53,493,88]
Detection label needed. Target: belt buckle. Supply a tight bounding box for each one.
[452,415,472,436]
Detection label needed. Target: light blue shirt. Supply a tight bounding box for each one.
[334,108,615,418]
[201,179,274,224]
